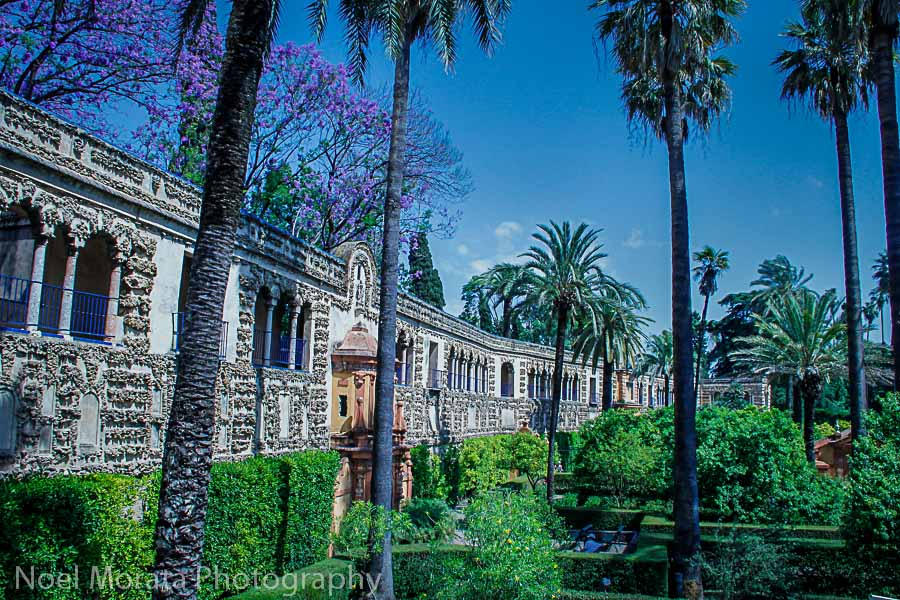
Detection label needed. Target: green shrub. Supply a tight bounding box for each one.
[458,435,512,496]
[281,451,342,572]
[230,559,356,600]
[0,473,156,600]
[555,431,584,472]
[506,431,548,489]
[395,498,453,544]
[410,444,448,500]
[439,444,461,503]
[557,549,668,598]
[700,528,794,599]
[201,456,287,599]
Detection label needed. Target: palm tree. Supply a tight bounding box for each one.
[863,0,900,384]
[473,263,533,337]
[591,2,743,595]
[572,283,649,411]
[309,4,511,596]
[636,331,674,408]
[774,0,870,442]
[521,221,607,501]
[733,289,846,463]
[752,255,814,298]
[871,250,890,344]
[152,1,279,598]
[692,246,730,390]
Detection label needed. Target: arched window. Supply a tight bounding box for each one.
[0,389,16,456]
[500,362,515,397]
[78,393,100,453]
[71,235,115,339]
[252,287,273,366]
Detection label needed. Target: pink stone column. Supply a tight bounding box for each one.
[104,258,123,340]
[57,244,78,338]
[26,237,47,332]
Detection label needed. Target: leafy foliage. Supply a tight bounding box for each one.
[407,232,446,309]
[410,444,449,500]
[457,433,549,497]
[435,491,564,600]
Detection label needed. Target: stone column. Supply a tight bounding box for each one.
[104,255,124,340]
[26,236,48,333]
[263,296,276,367]
[287,306,299,370]
[58,243,79,338]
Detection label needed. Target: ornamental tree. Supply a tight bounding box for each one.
[0,0,174,135]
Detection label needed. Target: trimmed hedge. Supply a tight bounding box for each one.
[555,506,646,531]
[640,515,842,541]
[0,450,341,600]
[230,559,356,600]
[282,451,342,572]
[558,545,669,598]
[0,473,156,600]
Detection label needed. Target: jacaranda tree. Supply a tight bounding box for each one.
[309,2,512,598]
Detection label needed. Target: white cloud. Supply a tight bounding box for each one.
[806,175,825,189]
[469,258,492,273]
[623,228,646,249]
[456,243,470,256]
[494,221,523,240]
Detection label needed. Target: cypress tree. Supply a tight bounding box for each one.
[408,232,446,309]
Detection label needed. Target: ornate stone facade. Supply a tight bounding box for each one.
[0,92,767,479]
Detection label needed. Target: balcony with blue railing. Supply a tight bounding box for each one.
[273,336,308,370]
[172,312,228,359]
[395,362,412,385]
[500,383,514,398]
[0,274,116,342]
[0,274,30,330]
[427,369,445,389]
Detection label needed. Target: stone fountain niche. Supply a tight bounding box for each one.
[330,322,412,527]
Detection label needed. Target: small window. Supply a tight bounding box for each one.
[339,395,348,418]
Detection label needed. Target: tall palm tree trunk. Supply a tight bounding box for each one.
[152,2,272,598]
[800,374,821,464]
[664,375,670,407]
[792,377,803,424]
[601,341,613,411]
[501,297,512,337]
[664,62,702,599]
[694,293,710,392]
[369,32,412,600]
[834,111,867,440]
[546,304,569,502]
[872,23,900,384]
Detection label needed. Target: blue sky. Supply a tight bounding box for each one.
[278,1,891,337]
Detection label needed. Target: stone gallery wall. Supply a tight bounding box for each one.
[0,91,692,478]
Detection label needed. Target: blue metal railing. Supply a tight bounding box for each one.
[38,283,63,332]
[0,274,30,328]
[428,369,445,389]
[395,363,412,385]
[500,383,513,398]
[252,329,268,366]
[171,312,228,358]
[70,290,109,337]
[273,336,308,369]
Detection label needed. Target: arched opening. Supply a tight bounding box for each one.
[572,374,579,402]
[395,331,412,385]
[270,292,289,367]
[0,205,37,329]
[71,235,115,339]
[500,362,514,397]
[77,393,100,453]
[0,389,15,456]
[252,287,274,366]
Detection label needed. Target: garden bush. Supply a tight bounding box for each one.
[0,473,156,600]
[573,406,847,524]
[281,451,342,572]
[557,547,668,598]
[457,432,548,496]
[0,450,340,600]
[410,444,448,500]
[230,559,356,600]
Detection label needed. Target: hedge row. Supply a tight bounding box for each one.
[231,559,355,600]
[0,450,341,600]
[558,544,669,598]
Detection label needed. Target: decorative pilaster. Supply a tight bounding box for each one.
[104,254,124,340]
[287,306,300,370]
[57,243,79,338]
[263,296,276,367]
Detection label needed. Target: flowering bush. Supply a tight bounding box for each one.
[435,490,564,600]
